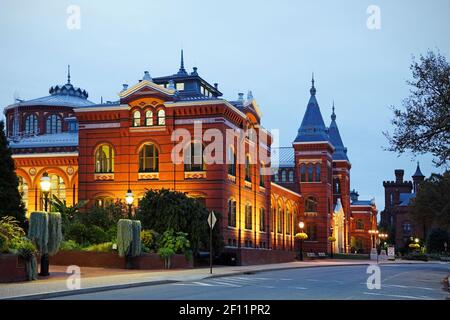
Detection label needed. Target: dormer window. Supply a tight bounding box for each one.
[176,82,184,91]
[132,110,141,127]
[46,114,62,134]
[145,110,153,126]
[157,109,165,126]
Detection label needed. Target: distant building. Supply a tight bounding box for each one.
[381,164,425,249]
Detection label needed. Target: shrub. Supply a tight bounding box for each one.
[65,223,108,246]
[157,229,192,268]
[403,253,429,261]
[295,232,308,240]
[0,216,25,253]
[427,228,449,253]
[141,230,158,251]
[83,242,114,252]
[65,222,88,245]
[60,240,82,251]
[13,238,37,281]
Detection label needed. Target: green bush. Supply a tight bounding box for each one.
[403,253,429,261]
[0,216,25,253]
[141,230,158,251]
[60,240,82,251]
[13,238,37,281]
[65,223,109,246]
[83,242,114,252]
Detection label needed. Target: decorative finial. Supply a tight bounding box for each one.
[310,72,316,96]
[67,65,71,84]
[178,49,187,74]
[331,100,336,121]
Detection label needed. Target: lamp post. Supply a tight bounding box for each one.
[125,189,134,219]
[39,172,51,276]
[298,221,305,261]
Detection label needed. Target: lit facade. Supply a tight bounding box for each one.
[5,55,378,257]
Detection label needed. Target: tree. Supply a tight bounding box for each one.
[384,50,450,167]
[136,189,223,255]
[0,121,25,224]
[412,171,450,233]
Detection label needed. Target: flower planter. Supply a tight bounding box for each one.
[51,251,193,269]
[0,254,27,283]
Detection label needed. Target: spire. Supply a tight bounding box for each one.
[178,49,187,75]
[294,77,328,143]
[67,65,71,84]
[310,72,316,96]
[331,100,336,121]
[328,101,349,161]
[412,162,425,177]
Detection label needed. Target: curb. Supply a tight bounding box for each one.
[4,280,177,300]
[2,261,439,300]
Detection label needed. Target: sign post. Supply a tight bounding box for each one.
[207,211,217,274]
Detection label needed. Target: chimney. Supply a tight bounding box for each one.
[214,83,218,90]
[394,169,404,183]
[122,84,128,91]
[238,92,244,101]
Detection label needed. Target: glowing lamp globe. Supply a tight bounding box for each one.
[125,189,134,205]
[40,172,51,193]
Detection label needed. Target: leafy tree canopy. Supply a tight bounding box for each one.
[384,50,450,167]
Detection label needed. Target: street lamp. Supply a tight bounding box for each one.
[414,238,420,244]
[125,189,134,219]
[39,172,51,276]
[40,172,51,212]
[297,221,305,261]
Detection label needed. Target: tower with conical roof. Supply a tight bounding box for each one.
[293,75,334,254]
[328,102,351,253]
[412,162,425,193]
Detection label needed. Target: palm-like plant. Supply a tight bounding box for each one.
[51,195,88,232]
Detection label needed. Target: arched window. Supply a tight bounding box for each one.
[157,109,165,125]
[306,223,317,241]
[139,143,159,172]
[277,202,283,233]
[274,170,279,182]
[288,170,294,182]
[184,142,204,172]
[307,163,314,182]
[281,170,286,182]
[402,222,411,234]
[245,204,253,230]
[334,178,341,194]
[227,146,236,176]
[305,196,317,213]
[245,154,252,182]
[356,219,364,230]
[24,114,38,135]
[300,164,306,182]
[18,176,28,212]
[315,163,321,182]
[145,110,153,126]
[95,144,115,173]
[41,174,65,210]
[46,114,62,134]
[132,110,141,127]
[259,207,266,232]
[285,206,291,235]
[95,196,114,208]
[228,199,237,227]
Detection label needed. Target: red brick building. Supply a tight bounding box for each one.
[5,55,378,261]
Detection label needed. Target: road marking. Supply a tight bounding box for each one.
[209,280,242,287]
[363,292,433,300]
[293,287,308,290]
[305,279,320,282]
[192,282,218,287]
[384,284,436,291]
[279,278,293,281]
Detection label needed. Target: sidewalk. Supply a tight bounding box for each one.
[0,259,430,300]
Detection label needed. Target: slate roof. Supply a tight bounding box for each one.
[328,104,349,161]
[399,193,416,206]
[351,200,375,206]
[9,132,78,148]
[271,147,295,168]
[412,162,425,178]
[294,77,329,143]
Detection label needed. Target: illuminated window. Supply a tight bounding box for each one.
[24,114,38,135]
[40,174,65,210]
[139,143,159,172]
[277,202,283,233]
[259,207,266,232]
[285,207,291,235]
[305,196,317,213]
[245,204,252,230]
[157,109,165,125]
[132,110,141,127]
[228,199,237,227]
[18,176,28,212]
[176,82,184,91]
[184,142,205,172]
[356,219,364,230]
[145,110,153,126]
[46,114,62,134]
[95,144,114,173]
[227,146,236,176]
[245,154,252,182]
[95,196,114,208]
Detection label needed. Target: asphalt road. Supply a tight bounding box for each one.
[52,263,450,300]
